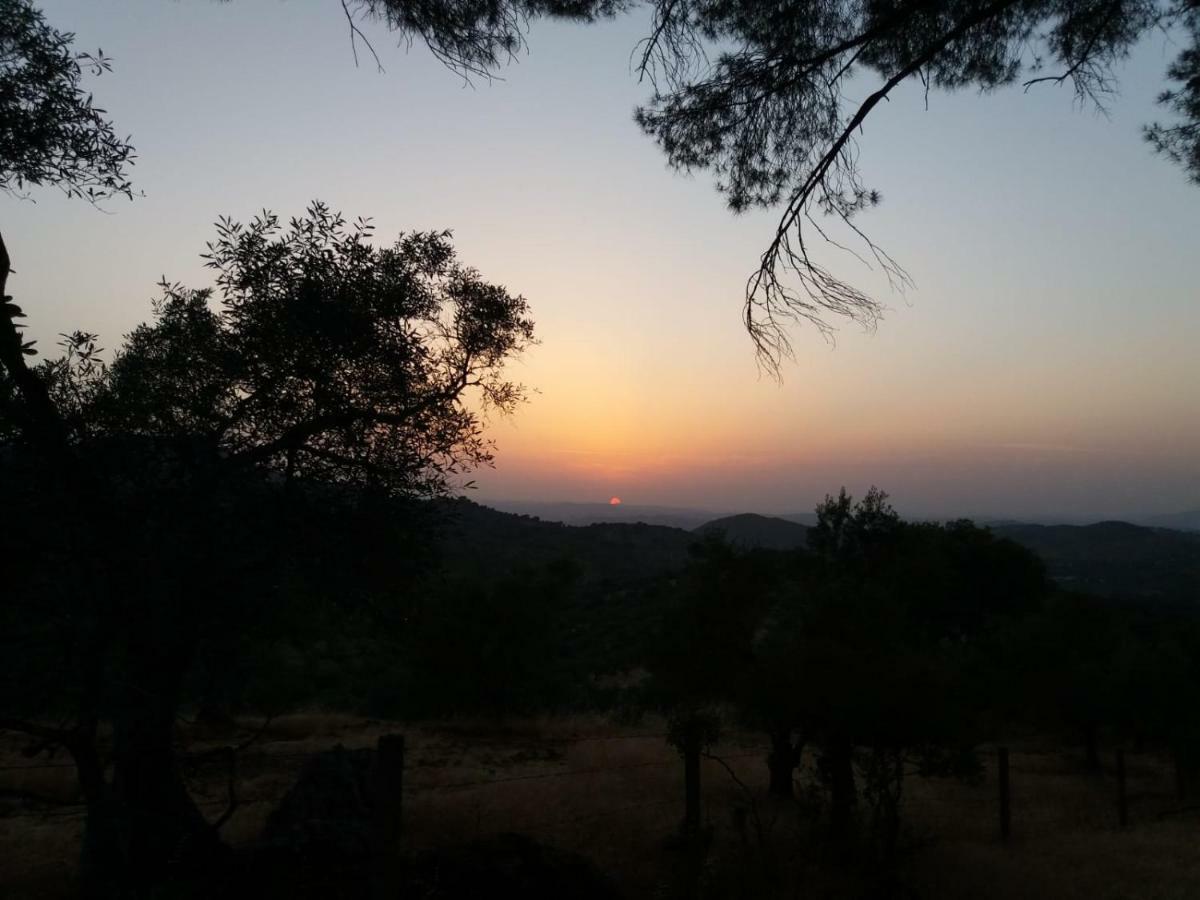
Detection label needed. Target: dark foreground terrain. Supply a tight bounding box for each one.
[3,713,1197,899]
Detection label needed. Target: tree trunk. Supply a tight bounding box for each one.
[826,738,856,843]
[1174,747,1192,803]
[1083,723,1101,772]
[68,723,129,898]
[0,230,138,893]
[104,638,224,894]
[0,232,73,461]
[767,728,800,798]
[682,717,702,843]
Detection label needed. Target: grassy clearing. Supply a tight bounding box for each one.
[2,715,1198,898]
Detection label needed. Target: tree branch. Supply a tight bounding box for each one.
[747,0,1025,371]
[341,0,385,73]
[0,231,74,457]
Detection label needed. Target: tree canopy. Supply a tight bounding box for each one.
[649,488,1054,851]
[0,205,535,892]
[344,0,1200,367]
[0,0,135,201]
[6,1,1195,369]
[51,202,536,496]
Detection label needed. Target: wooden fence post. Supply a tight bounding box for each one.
[998,746,1011,843]
[1173,749,1188,803]
[1116,747,1129,828]
[683,719,701,842]
[372,734,405,897]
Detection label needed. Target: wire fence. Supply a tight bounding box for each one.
[406,748,765,794]
[5,735,1182,841]
[0,730,768,827]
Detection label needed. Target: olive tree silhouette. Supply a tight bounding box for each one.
[0,0,135,454]
[650,488,1050,865]
[776,491,1049,856]
[1,11,139,882]
[105,203,533,489]
[0,203,535,893]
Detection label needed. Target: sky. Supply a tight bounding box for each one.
[10,0,1200,521]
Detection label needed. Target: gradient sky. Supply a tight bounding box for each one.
[10,0,1200,521]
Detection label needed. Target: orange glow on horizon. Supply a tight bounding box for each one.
[609,496,622,506]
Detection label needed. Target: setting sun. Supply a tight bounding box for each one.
[609,496,622,506]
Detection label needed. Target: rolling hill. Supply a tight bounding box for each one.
[695,513,809,550]
[993,521,1200,605]
[1139,509,1200,533]
[438,501,1200,617]
[482,500,721,531]
[437,498,697,584]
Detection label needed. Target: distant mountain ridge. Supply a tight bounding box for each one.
[437,498,696,583]
[992,520,1200,604]
[1139,509,1200,533]
[483,500,720,531]
[686,511,1200,605]
[453,501,1200,608]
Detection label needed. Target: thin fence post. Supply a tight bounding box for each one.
[1116,747,1129,828]
[998,746,1011,843]
[683,719,701,842]
[372,733,405,897]
[1173,749,1187,803]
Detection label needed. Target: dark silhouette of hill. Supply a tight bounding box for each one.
[427,502,1200,676]
[778,512,820,527]
[447,501,1200,609]
[434,499,699,671]
[695,513,809,550]
[1139,509,1200,533]
[994,520,1200,605]
[485,500,720,530]
[437,498,696,583]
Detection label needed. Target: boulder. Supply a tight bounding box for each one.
[404,833,622,900]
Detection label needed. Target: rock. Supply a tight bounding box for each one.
[258,744,376,862]
[247,746,620,900]
[404,833,622,900]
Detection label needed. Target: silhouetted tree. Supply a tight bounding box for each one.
[92,203,534,491]
[802,487,906,846]
[653,488,1051,863]
[327,0,1200,365]
[12,2,1195,369]
[397,560,582,715]
[1013,593,1200,781]
[0,0,135,454]
[0,204,535,894]
[1016,593,1126,770]
[1138,619,1200,800]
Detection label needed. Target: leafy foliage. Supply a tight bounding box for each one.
[1145,2,1200,183]
[0,0,135,201]
[55,202,536,496]
[349,0,630,77]
[649,488,1054,851]
[629,0,1188,364]
[396,561,582,715]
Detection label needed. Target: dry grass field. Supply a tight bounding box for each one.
[2,714,1198,899]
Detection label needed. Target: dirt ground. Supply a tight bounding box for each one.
[2,714,1198,899]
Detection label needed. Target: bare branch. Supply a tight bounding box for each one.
[341,0,386,73]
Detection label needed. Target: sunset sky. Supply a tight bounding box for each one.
[14,0,1200,521]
